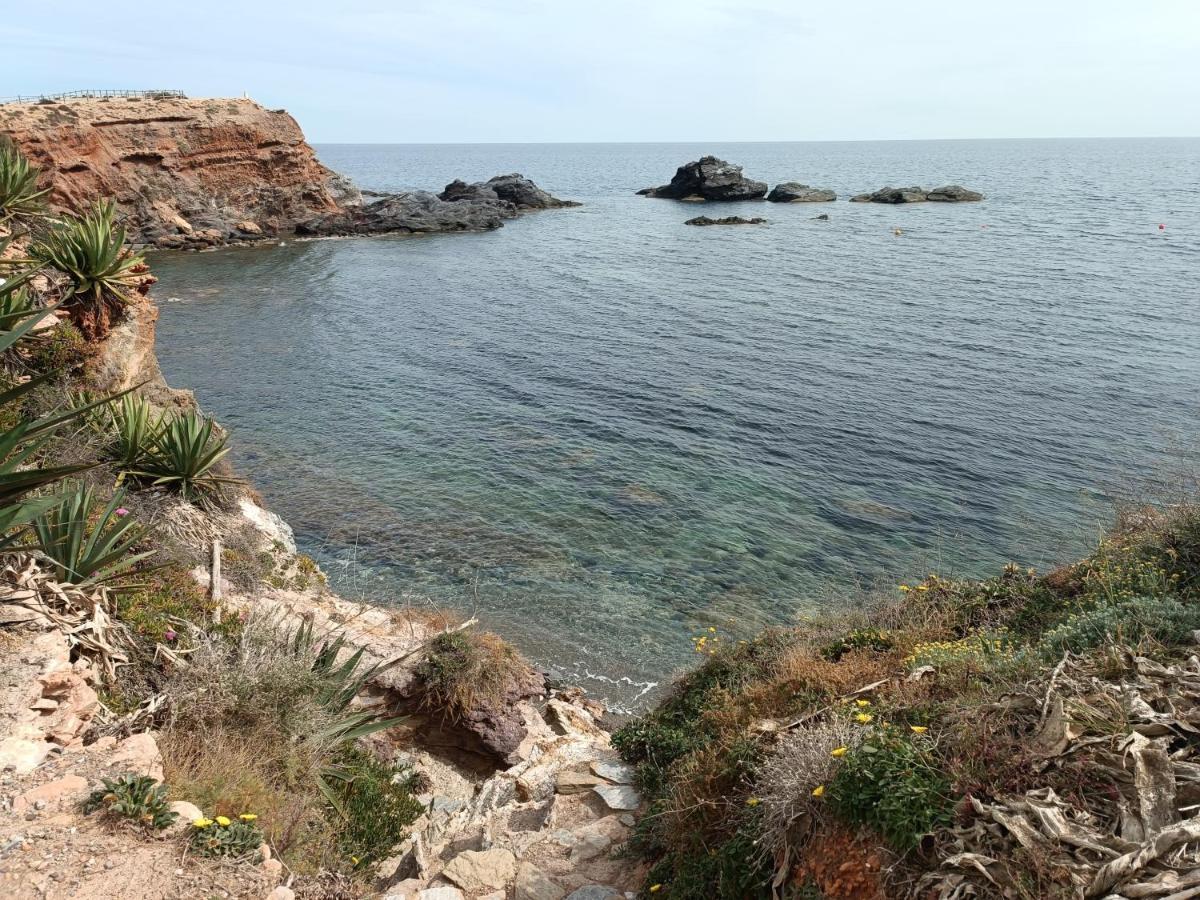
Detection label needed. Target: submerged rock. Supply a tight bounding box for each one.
[927,184,984,202]
[766,182,836,202]
[850,186,929,203]
[638,156,768,201]
[685,215,767,226]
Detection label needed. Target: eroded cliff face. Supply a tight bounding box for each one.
[0,96,357,247]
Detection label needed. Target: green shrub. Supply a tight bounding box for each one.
[189,813,265,858]
[82,774,176,830]
[641,819,773,900]
[116,564,233,643]
[0,138,49,223]
[26,321,88,373]
[416,630,529,723]
[828,728,953,852]
[324,746,423,867]
[31,483,153,586]
[1038,594,1200,659]
[820,627,894,661]
[130,409,237,501]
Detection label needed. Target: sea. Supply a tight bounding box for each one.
[149,139,1200,709]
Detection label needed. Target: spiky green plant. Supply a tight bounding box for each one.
[0,138,49,223]
[82,774,177,830]
[131,409,238,500]
[32,200,145,307]
[31,483,154,586]
[109,393,164,468]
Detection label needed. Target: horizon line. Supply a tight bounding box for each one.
[308,134,1200,146]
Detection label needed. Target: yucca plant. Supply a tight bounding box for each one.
[0,138,49,223]
[31,482,154,586]
[32,201,148,340]
[108,393,163,468]
[131,409,238,501]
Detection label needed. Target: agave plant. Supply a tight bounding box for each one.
[0,138,49,223]
[31,483,154,586]
[130,409,238,500]
[32,201,148,340]
[108,393,163,468]
[284,621,409,808]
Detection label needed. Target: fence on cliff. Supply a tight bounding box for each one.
[0,89,186,104]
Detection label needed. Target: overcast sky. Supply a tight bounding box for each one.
[4,1,1198,143]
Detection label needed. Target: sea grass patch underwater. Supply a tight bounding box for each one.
[614,498,1200,897]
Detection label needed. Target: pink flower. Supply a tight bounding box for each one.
[164,629,177,642]
[115,508,129,517]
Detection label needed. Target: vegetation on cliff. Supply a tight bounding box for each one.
[615,498,1200,897]
[0,143,426,887]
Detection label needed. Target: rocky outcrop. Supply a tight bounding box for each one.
[850,184,983,203]
[0,96,353,248]
[927,184,984,202]
[439,174,581,210]
[766,183,836,203]
[0,97,580,250]
[684,215,767,226]
[638,156,767,201]
[850,185,928,203]
[295,191,510,237]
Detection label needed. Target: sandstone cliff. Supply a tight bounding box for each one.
[0,96,355,248]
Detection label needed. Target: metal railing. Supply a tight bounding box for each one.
[0,89,186,104]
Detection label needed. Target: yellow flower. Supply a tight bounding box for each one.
[239,813,258,822]
[855,699,871,707]
[708,627,716,632]
[898,585,910,592]
[811,785,825,797]
[650,886,663,894]
[855,713,873,724]
[215,816,232,827]
[746,797,761,807]
[910,725,928,734]
[831,747,848,758]
[351,856,360,865]
[192,818,214,829]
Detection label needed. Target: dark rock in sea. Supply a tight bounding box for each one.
[766,183,836,203]
[850,186,929,204]
[814,213,830,221]
[439,173,581,209]
[296,190,511,236]
[927,184,984,202]
[685,215,767,226]
[638,156,768,201]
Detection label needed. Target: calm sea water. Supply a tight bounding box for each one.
[151,140,1200,708]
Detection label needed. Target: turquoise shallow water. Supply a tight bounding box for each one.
[150,139,1200,708]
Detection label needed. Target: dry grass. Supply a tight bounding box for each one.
[416,629,531,719]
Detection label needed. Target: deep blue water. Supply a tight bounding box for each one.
[151,140,1200,707]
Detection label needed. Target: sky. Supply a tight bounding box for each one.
[3,1,1199,143]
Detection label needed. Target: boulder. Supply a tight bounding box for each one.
[516,862,567,900]
[590,760,635,784]
[849,186,929,203]
[766,183,836,202]
[684,215,767,226]
[11,775,89,813]
[927,184,984,202]
[105,732,164,781]
[593,783,642,811]
[440,174,579,210]
[441,848,518,893]
[638,156,767,201]
[556,770,604,795]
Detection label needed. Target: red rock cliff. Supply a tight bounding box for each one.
[0,96,357,247]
